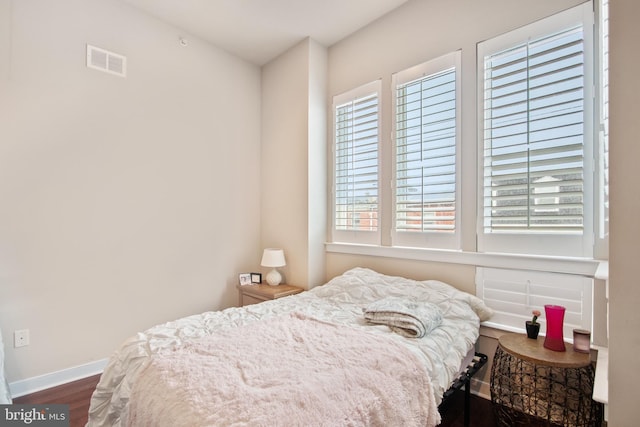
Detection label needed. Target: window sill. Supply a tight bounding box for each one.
[325,242,606,278]
[479,322,525,338]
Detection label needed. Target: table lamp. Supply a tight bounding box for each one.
[261,248,286,286]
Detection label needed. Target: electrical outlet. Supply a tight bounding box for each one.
[14,329,29,348]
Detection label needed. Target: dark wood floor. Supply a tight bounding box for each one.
[12,375,496,427]
[439,390,497,427]
[13,375,101,427]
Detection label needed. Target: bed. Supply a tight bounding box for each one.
[87,267,493,426]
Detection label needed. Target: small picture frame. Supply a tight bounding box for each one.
[251,273,262,284]
[238,273,252,286]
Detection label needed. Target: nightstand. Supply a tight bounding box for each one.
[491,333,603,427]
[237,283,304,307]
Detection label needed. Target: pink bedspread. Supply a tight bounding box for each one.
[126,313,439,426]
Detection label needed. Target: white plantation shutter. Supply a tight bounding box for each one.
[332,80,381,244]
[596,0,609,257]
[392,51,461,249]
[482,26,585,232]
[478,3,594,257]
[476,267,593,338]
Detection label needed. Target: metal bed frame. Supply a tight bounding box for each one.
[440,352,489,427]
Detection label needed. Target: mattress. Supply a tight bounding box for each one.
[87,267,493,426]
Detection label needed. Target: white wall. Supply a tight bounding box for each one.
[261,38,327,289]
[0,0,262,383]
[609,1,640,425]
[306,39,328,289]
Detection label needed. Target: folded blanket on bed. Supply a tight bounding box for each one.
[364,297,443,338]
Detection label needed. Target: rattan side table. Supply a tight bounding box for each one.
[490,333,603,427]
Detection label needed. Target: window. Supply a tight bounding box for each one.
[326,2,608,338]
[328,2,606,263]
[332,80,381,244]
[392,51,461,249]
[478,3,594,257]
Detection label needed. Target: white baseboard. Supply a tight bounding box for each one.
[8,358,489,402]
[471,378,491,400]
[9,358,107,398]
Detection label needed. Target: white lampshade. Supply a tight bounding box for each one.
[261,248,286,286]
[260,248,286,268]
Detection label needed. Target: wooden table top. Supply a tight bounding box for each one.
[237,283,303,299]
[498,332,591,368]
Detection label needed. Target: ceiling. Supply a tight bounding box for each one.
[120,0,409,65]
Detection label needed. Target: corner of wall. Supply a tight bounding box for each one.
[260,38,328,288]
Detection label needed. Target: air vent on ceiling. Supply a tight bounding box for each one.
[86,44,126,77]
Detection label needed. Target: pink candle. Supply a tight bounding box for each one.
[573,329,591,353]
